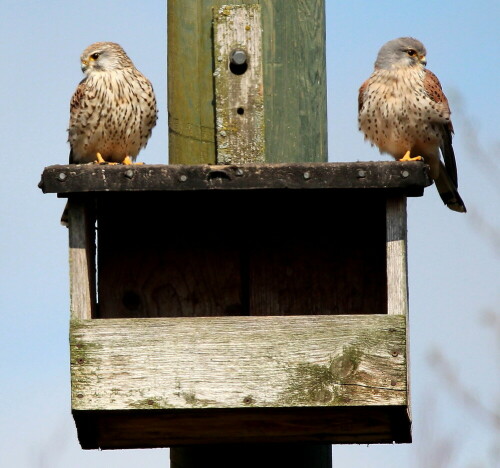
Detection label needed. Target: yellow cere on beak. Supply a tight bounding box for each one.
[419,55,427,66]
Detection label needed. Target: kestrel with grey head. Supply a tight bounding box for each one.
[68,42,157,164]
[358,37,466,212]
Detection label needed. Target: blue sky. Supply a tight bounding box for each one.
[0,1,498,467]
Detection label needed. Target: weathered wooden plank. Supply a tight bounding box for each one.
[70,315,407,411]
[68,199,95,320]
[261,0,327,162]
[39,161,431,194]
[73,405,411,449]
[386,197,413,422]
[213,4,265,164]
[167,0,327,165]
[386,197,409,316]
[167,0,219,165]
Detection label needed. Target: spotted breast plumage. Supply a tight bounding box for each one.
[68,41,157,164]
[358,37,466,213]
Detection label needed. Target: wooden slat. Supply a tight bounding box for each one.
[73,405,411,448]
[261,0,327,163]
[73,406,411,450]
[213,4,265,164]
[386,197,408,316]
[386,197,412,422]
[70,315,407,411]
[39,161,431,195]
[68,199,95,320]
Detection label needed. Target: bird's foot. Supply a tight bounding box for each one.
[95,152,106,164]
[123,156,143,165]
[93,153,118,165]
[399,151,423,162]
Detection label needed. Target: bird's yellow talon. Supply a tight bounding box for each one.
[122,156,143,165]
[95,152,106,164]
[399,151,423,162]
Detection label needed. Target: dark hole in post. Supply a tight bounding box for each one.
[237,107,245,115]
[229,61,248,75]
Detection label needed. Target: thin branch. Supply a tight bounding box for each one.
[427,348,500,429]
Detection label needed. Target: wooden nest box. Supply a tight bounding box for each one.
[39,161,431,449]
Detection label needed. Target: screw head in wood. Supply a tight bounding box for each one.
[230,49,247,66]
[57,172,67,182]
[303,171,311,180]
[357,170,366,178]
[229,49,249,75]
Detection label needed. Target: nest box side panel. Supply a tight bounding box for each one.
[68,199,96,320]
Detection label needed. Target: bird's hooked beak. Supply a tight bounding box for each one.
[81,59,89,73]
[418,54,427,66]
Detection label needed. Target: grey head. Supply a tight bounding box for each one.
[374,37,427,70]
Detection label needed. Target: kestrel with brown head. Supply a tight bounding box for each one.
[68,42,157,164]
[358,37,466,212]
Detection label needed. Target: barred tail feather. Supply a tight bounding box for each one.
[435,161,466,213]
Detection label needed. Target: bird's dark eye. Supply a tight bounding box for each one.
[407,49,416,57]
[90,53,100,60]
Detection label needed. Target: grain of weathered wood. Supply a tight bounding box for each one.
[213,5,265,164]
[167,0,219,165]
[386,197,413,422]
[261,0,327,162]
[167,0,327,164]
[39,161,431,194]
[386,197,409,316]
[68,200,95,320]
[70,315,407,411]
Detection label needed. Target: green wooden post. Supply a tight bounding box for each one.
[168,0,329,466]
[168,0,327,164]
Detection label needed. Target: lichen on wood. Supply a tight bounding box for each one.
[213,4,265,164]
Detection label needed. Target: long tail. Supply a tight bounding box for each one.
[434,161,467,213]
